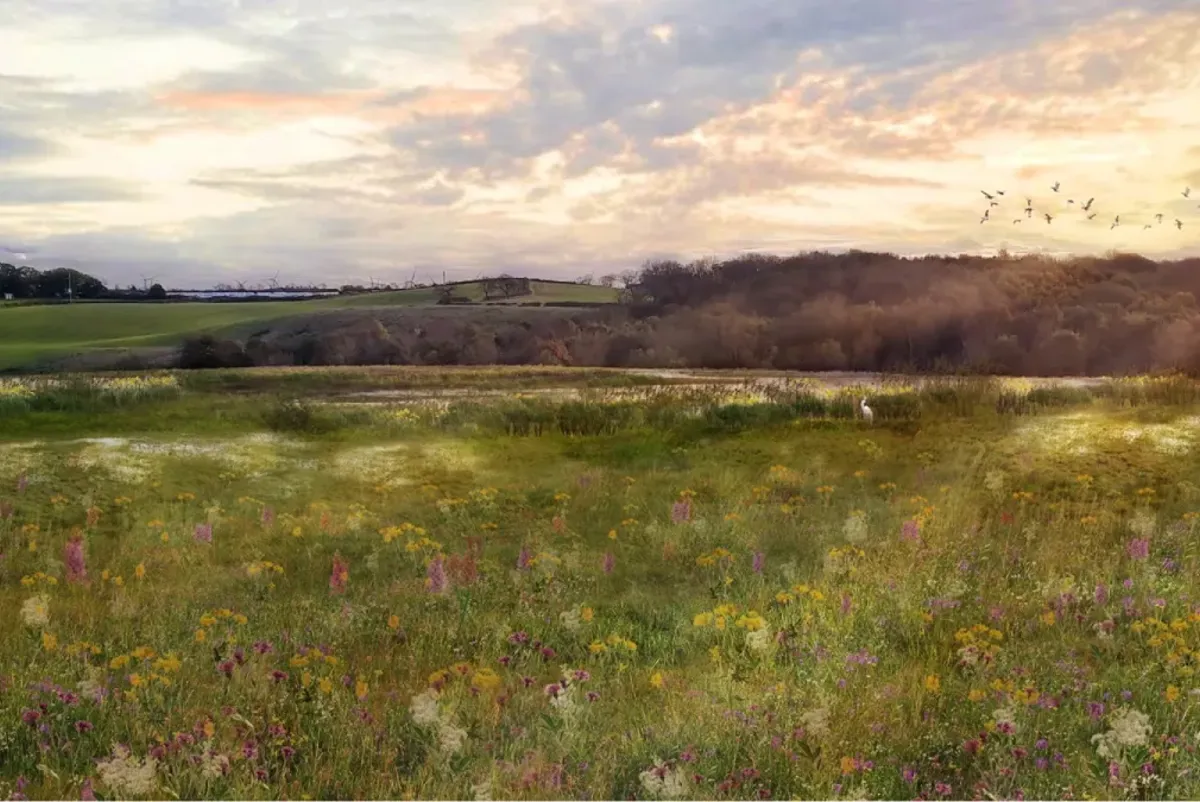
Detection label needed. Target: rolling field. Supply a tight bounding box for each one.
[3,368,1200,798]
[0,281,619,370]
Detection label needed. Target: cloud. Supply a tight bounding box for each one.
[0,0,1197,286]
[0,176,144,205]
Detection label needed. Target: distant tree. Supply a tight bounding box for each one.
[599,274,618,287]
[575,274,594,285]
[147,283,167,300]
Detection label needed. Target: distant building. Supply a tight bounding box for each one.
[3,293,12,300]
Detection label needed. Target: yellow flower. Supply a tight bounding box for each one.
[968,688,987,702]
[581,607,594,622]
[194,629,207,643]
[1040,610,1056,626]
[608,529,618,540]
[649,671,665,689]
[355,677,369,700]
[301,670,312,688]
[202,719,216,739]
[110,655,130,670]
[693,612,714,628]
[290,655,310,668]
[318,677,333,694]
[41,632,57,652]
[129,673,144,688]
[1165,685,1181,703]
[924,674,941,694]
[233,614,248,626]
[472,669,502,692]
[134,563,146,580]
[153,653,182,673]
[388,615,401,630]
[840,756,857,775]
[131,646,155,660]
[160,532,169,543]
[589,641,607,654]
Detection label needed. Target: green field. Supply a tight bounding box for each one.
[0,281,619,370]
[3,369,1200,798]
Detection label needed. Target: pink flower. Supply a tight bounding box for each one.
[329,554,349,594]
[426,556,447,594]
[671,499,692,524]
[752,551,765,573]
[602,552,615,574]
[901,519,921,542]
[1127,538,1150,560]
[63,534,87,583]
[193,523,213,544]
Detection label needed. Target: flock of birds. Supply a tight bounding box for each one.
[976,183,1196,233]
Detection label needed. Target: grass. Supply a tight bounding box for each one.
[3,369,1200,798]
[0,281,619,370]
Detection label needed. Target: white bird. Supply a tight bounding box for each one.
[860,397,874,424]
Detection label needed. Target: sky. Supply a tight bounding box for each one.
[1,0,1199,288]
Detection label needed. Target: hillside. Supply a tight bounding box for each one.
[0,280,618,370]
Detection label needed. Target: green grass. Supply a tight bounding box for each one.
[0,281,619,369]
[4,370,1200,798]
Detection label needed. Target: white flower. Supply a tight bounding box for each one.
[198,749,230,780]
[436,721,468,754]
[1092,707,1152,759]
[471,780,493,801]
[799,706,831,739]
[745,626,773,653]
[19,594,49,628]
[983,469,1006,495]
[638,760,692,800]
[1129,509,1156,539]
[842,512,868,543]
[96,743,158,797]
[409,689,441,727]
[559,607,582,632]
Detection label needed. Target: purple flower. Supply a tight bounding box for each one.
[63,534,87,583]
[1035,738,1048,751]
[840,593,852,616]
[902,767,917,784]
[252,640,274,655]
[516,546,531,571]
[586,691,600,702]
[901,519,920,542]
[79,779,95,801]
[261,506,275,525]
[752,551,765,574]
[1127,538,1150,560]
[1088,702,1105,721]
[602,552,615,574]
[1094,583,1109,605]
[426,556,447,594]
[74,720,93,733]
[270,670,288,683]
[671,499,692,524]
[193,523,213,544]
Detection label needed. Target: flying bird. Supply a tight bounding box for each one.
[981,190,995,200]
[1082,198,1094,211]
[1087,213,1097,220]
[1177,219,1184,230]
[990,200,999,208]
[1044,213,1053,224]
[1156,213,1164,224]
[996,190,1006,196]
[1024,203,1034,218]
[1184,187,1191,198]
[1143,224,1153,230]
[1068,199,1075,204]
[1051,182,1060,192]
[1013,218,1021,224]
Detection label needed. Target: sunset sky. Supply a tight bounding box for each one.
[2,0,1199,287]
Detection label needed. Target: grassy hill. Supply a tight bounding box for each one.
[0,280,619,370]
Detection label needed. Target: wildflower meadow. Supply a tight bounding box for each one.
[4,368,1200,799]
